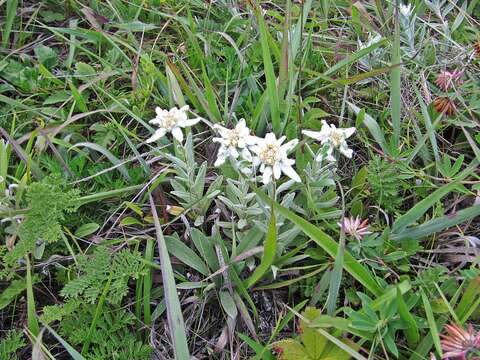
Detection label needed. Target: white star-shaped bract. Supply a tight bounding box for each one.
[302,121,355,162]
[400,3,412,17]
[213,119,256,167]
[250,133,300,185]
[146,105,200,143]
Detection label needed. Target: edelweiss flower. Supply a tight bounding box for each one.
[440,323,480,359]
[399,3,412,17]
[302,121,356,162]
[147,105,200,143]
[338,216,372,240]
[250,133,300,185]
[213,119,255,167]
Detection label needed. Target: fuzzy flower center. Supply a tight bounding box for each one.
[226,130,240,147]
[162,113,179,130]
[259,143,281,166]
[330,130,345,148]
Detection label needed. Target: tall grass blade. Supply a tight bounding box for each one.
[456,277,480,323]
[149,195,190,359]
[69,142,131,182]
[26,256,40,337]
[397,286,419,347]
[143,237,154,326]
[390,1,401,149]
[326,233,344,315]
[254,7,281,134]
[391,204,480,241]
[421,289,442,358]
[1,0,18,48]
[391,181,460,233]
[348,102,388,155]
[42,323,87,360]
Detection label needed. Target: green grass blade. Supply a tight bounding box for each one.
[26,255,40,337]
[420,289,442,358]
[326,233,344,315]
[390,3,401,148]
[143,237,154,326]
[397,286,419,348]
[1,0,18,48]
[391,181,459,233]
[149,195,190,359]
[456,277,480,323]
[244,209,277,288]
[255,7,281,134]
[324,39,386,76]
[42,323,87,360]
[415,87,440,164]
[69,142,131,182]
[253,187,382,296]
[348,102,388,155]
[391,204,480,241]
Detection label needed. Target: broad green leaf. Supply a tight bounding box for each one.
[43,91,70,105]
[301,307,329,358]
[274,339,309,359]
[165,235,209,276]
[219,290,238,319]
[74,223,99,238]
[34,45,58,69]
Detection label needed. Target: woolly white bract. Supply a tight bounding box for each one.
[303,121,355,161]
[212,119,255,167]
[250,133,300,185]
[147,105,200,143]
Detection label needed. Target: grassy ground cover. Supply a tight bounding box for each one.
[0,0,480,359]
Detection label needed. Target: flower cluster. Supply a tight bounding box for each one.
[212,121,300,184]
[432,69,463,117]
[146,106,356,185]
[211,120,356,184]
